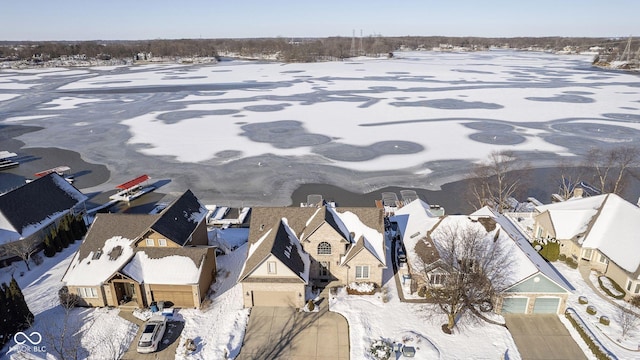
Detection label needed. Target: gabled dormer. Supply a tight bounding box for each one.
[136,190,208,248]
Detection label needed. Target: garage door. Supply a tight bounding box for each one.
[533,297,560,314]
[252,291,297,307]
[502,297,528,314]
[151,290,194,308]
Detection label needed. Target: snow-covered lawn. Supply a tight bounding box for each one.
[174,240,250,359]
[330,238,520,360]
[1,242,137,359]
[554,262,640,358]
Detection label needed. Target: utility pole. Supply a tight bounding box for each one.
[350,29,356,57]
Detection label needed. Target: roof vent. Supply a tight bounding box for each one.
[260,224,264,231]
[92,250,102,260]
[108,246,123,261]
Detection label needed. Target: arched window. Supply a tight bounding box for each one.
[317,242,331,255]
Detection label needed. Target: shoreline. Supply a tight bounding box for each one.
[3,125,640,214]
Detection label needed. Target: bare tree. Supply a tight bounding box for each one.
[615,304,639,339]
[552,161,588,200]
[585,146,640,195]
[3,239,38,271]
[469,151,529,213]
[418,219,513,333]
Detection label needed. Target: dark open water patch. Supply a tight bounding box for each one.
[244,103,290,112]
[462,122,514,132]
[526,94,595,103]
[157,109,240,124]
[602,113,640,122]
[240,120,331,149]
[469,132,526,145]
[312,141,423,162]
[390,98,503,109]
[551,122,640,141]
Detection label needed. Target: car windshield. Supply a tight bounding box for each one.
[143,324,155,333]
[138,340,152,347]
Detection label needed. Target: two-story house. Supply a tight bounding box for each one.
[239,205,386,308]
[62,190,216,308]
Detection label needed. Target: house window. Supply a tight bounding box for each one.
[429,273,446,285]
[627,281,632,291]
[318,242,331,255]
[319,261,330,277]
[599,254,608,264]
[158,239,167,247]
[78,287,98,298]
[537,227,543,238]
[635,283,640,294]
[145,239,154,246]
[355,265,369,279]
[267,261,277,274]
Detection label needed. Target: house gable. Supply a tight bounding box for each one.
[240,219,310,283]
[150,190,207,246]
[505,273,569,294]
[248,254,301,279]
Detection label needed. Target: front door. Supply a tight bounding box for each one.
[319,261,330,279]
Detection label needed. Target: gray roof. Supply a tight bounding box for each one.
[0,173,87,238]
[240,219,307,283]
[151,190,206,246]
[76,213,159,263]
[242,206,385,281]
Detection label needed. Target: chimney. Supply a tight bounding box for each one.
[572,187,584,198]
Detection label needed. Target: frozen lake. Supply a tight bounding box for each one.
[1,51,639,206]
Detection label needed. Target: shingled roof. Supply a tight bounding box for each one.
[0,173,87,243]
[240,219,309,282]
[151,190,207,246]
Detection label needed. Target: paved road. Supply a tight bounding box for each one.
[505,314,586,360]
[237,306,349,360]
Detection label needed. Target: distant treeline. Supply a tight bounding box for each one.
[0,36,633,63]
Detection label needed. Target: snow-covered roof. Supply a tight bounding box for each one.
[493,210,574,291]
[392,199,442,244]
[122,249,207,285]
[62,236,136,286]
[246,206,386,269]
[535,194,605,240]
[536,193,640,274]
[396,203,572,292]
[0,173,87,244]
[336,210,386,266]
[581,195,640,273]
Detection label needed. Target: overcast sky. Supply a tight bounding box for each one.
[3,0,638,41]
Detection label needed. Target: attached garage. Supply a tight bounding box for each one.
[251,291,299,307]
[533,297,560,314]
[501,297,528,314]
[149,284,196,308]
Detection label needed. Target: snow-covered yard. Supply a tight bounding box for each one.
[330,237,520,360]
[174,229,250,359]
[1,242,138,359]
[554,262,640,359]
[0,227,251,360]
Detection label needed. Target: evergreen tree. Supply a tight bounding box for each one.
[52,228,63,253]
[59,217,71,249]
[0,284,9,348]
[9,277,34,329]
[43,233,56,257]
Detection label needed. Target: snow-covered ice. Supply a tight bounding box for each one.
[2,51,640,205]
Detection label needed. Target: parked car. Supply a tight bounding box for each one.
[137,315,167,353]
[397,248,407,263]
